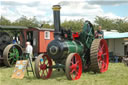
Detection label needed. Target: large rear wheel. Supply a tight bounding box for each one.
[35,54,52,79]
[65,53,82,80]
[90,39,109,73]
[3,44,23,67]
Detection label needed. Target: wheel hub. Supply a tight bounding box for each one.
[98,51,103,56]
[101,54,104,60]
[14,55,16,58]
[71,64,77,70]
[40,64,47,70]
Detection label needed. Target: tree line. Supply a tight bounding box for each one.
[0,16,128,32]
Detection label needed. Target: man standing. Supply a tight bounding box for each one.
[26,42,33,66]
[95,25,104,38]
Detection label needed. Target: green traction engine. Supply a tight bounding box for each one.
[0,32,23,66]
[35,5,109,80]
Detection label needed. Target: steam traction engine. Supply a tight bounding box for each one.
[35,5,109,80]
[0,31,23,66]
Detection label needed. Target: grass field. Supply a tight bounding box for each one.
[0,63,128,85]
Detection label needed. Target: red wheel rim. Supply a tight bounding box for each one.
[98,39,109,73]
[69,53,82,80]
[38,55,52,79]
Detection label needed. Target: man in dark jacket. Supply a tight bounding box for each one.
[95,25,104,38]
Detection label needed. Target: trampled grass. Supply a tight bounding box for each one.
[0,63,128,85]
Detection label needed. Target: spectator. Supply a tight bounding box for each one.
[95,25,104,38]
[25,42,33,66]
[12,37,17,44]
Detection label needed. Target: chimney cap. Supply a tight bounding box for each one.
[52,5,61,11]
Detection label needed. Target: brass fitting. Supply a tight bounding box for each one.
[52,5,61,11]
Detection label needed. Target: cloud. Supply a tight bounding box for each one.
[59,1,123,23]
[87,0,128,6]
[0,6,20,21]
[0,0,126,24]
[1,0,52,21]
[1,1,40,7]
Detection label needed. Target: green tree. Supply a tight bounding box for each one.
[0,16,12,25]
[115,18,128,32]
[94,16,116,31]
[12,16,39,27]
[39,21,51,28]
[61,19,84,32]
[94,16,128,32]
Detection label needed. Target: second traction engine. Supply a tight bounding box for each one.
[35,5,109,80]
[0,31,23,66]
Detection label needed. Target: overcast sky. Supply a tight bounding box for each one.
[0,0,128,23]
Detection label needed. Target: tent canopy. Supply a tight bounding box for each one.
[104,32,128,39]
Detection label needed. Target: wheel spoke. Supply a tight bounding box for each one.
[98,56,101,60]
[98,44,104,52]
[41,70,45,78]
[8,57,14,60]
[70,65,73,69]
[100,60,107,72]
[43,70,46,77]
[98,60,102,69]
[76,60,79,64]
[11,60,15,64]
[102,61,107,68]
[101,44,104,51]
[70,68,79,80]
[12,48,15,53]
[44,69,47,77]
[103,53,107,56]
[75,70,79,75]
[71,73,75,80]
[70,68,75,74]
[9,53,15,57]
